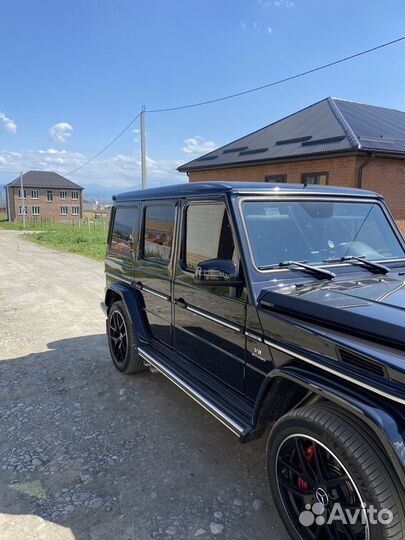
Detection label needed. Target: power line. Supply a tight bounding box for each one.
[65,111,142,176]
[148,36,405,113]
[64,35,404,176]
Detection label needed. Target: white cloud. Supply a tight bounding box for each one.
[38,148,67,155]
[0,147,184,192]
[48,122,73,143]
[0,112,17,134]
[274,0,294,7]
[240,22,247,30]
[181,136,217,155]
[267,26,272,34]
[259,0,294,6]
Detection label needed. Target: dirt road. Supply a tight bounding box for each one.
[0,230,288,540]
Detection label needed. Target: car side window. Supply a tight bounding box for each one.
[143,205,176,263]
[110,206,139,257]
[185,203,238,270]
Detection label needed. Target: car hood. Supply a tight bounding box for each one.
[259,275,405,349]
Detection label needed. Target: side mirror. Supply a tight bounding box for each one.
[194,259,243,287]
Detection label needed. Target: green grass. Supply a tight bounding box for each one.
[0,218,109,261]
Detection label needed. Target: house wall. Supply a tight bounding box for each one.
[188,155,405,236]
[8,187,83,223]
[358,157,405,236]
[188,155,359,187]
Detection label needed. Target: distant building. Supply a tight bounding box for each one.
[179,98,405,234]
[83,199,93,213]
[5,171,84,223]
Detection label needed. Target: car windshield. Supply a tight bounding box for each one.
[241,200,405,269]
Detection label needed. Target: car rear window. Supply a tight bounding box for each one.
[110,206,139,257]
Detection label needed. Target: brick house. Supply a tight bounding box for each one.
[5,171,84,223]
[178,98,405,234]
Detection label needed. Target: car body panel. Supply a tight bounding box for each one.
[259,274,405,349]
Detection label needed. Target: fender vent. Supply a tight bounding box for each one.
[338,349,385,378]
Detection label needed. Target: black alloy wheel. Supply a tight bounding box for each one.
[107,300,145,374]
[276,433,368,540]
[109,309,128,365]
[267,405,405,540]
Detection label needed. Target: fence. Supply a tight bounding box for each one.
[1,214,109,235]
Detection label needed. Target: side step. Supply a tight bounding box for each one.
[138,345,250,438]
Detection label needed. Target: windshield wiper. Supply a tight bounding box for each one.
[324,256,390,275]
[258,260,335,280]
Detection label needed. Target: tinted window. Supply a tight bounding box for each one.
[185,204,236,270]
[144,205,175,263]
[110,207,139,257]
[302,173,328,185]
[242,201,404,268]
[265,174,287,183]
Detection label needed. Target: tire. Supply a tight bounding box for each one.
[266,404,405,540]
[107,300,145,374]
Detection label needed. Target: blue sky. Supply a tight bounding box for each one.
[0,0,404,198]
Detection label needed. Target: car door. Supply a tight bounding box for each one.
[135,200,177,348]
[173,199,247,394]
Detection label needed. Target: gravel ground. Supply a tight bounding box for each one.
[0,230,289,540]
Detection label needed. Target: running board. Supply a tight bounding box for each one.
[138,346,246,437]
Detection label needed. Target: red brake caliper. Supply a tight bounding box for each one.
[297,444,315,490]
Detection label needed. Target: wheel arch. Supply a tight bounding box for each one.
[253,366,405,486]
[105,283,150,343]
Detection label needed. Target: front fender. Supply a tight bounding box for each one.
[256,366,405,485]
[105,283,151,343]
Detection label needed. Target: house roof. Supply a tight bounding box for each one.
[178,97,405,172]
[114,181,379,202]
[6,170,83,189]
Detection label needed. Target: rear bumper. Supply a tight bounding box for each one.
[100,301,108,316]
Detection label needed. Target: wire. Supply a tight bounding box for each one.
[64,35,404,175]
[148,36,405,113]
[65,111,142,176]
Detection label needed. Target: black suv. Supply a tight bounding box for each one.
[102,182,405,540]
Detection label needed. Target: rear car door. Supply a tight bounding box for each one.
[173,199,247,394]
[135,201,177,348]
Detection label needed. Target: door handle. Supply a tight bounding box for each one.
[175,297,187,308]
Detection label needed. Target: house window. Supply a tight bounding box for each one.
[72,191,79,200]
[265,174,287,183]
[32,206,40,215]
[60,191,67,199]
[60,206,68,215]
[47,190,53,202]
[31,190,39,199]
[18,189,26,199]
[18,206,27,215]
[143,205,176,263]
[72,206,79,215]
[301,172,328,185]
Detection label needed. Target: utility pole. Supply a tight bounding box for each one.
[20,170,26,228]
[140,105,147,189]
[6,185,11,221]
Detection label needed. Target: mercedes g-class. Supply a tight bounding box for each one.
[102,182,405,540]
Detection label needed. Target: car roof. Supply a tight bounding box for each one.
[113,181,380,202]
